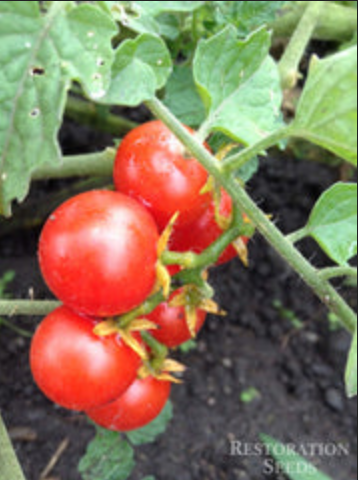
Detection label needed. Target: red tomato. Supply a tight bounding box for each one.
[114,120,211,231]
[39,190,159,317]
[87,376,171,432]
[170,189,248,266]
[147,294,207,348]
[30,306,141,411]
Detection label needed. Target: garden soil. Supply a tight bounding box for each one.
[0,120,356,480]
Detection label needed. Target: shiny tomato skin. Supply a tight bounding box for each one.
[147,295,207,348]
[30,306,141,411]
[87,376,171,432]
[114,120,211,231]
[170,189,248,266]
[39,190,159,317]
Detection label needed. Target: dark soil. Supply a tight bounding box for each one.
[0,121,356,480]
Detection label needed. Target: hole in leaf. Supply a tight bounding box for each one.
[30,67,45,76]
[30,108,40,118]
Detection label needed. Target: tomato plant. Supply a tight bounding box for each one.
[30,306,141,411]
[0,1,356,480]
[39,190,159,317]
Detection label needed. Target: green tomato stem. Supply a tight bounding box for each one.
[65,96,138,136]
[32,149,116,180]
[278,1,324,90]
[320,267,358,282]
[222,127,291,172]
[271,1,358,43]
[0,415,27,480]
[0,300,60,317]
[286,227,310,244]
[0,318,32,338]
[162,213,242,269]
[117,292,165,329]
[144,97,357,334]
[141,331,168,362]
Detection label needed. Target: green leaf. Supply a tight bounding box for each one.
[99,34,172,106]
[133,1,205,15]
[78,430,135,480]
[0,271,15,299]
[261,435,334,480]
[346,327,357,398]
[126,401,173,446]
[293,47,358,166]
[164,65,206,127]
[193,26,283,145]
[0,1,117,216]
[179,339,198,353]
[307,183,357,265]
[212,1,287,37]
[99,1,204,36]
[236,156,260,183]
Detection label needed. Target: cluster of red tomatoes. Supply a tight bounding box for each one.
[30,121,248,432]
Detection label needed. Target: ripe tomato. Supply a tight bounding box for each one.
[147,295,207,348]
[114,120,211,231]
[170,189,248,266]
[39,190,159,317]
[30,306,141,411]
[87,376,171,432]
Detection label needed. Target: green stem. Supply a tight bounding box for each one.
[279,1,324,89]
[320,267,358,281]
[271,2,358,43]
[144,97,357,334]
[0,414,27,480]
[162,212,242,269]
[287,227,309,244]
[222,127,291,172]
[0,300,60,317]
[141,331,168,361]
[65,96,137,136]
[32,149,115,180]
[117,292,165,328]
[0,318,32,338]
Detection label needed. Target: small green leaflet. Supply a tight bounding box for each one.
[261,435,334,480]
[212,1,287,37]
[126,401,173,446]
[193,26,283,146]
[99,1,204,36]
[307,183,357,266]
[0,1,117,216]
[346,327,357,398]
[163,65,206,127]
[98,34,172,106]
[293,47,357,166]
[78,430,135,480]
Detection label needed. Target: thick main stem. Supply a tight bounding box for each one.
[279,1,323,89]
[65,96,137,136]
[271,2,358,43]
[32,149,115,180]
[0,414,27,480]
[145,98,357,334]
[0,300,60,317]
